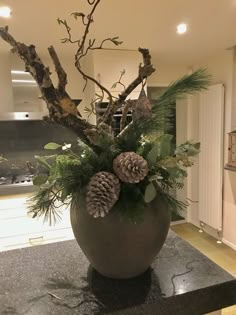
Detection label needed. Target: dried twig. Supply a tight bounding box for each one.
[48,292,62,300]
[59,0,116,107]
[101,48,155,125]
[111,69,126,91]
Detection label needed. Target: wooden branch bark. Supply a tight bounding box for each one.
[100,48,155,125]
[48,46,67,93]
[0,26,98,149]
[120,100,133,131]
[48,46,82,117]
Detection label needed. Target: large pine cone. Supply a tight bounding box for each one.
[86,172,120,218]
[113,152,148,183]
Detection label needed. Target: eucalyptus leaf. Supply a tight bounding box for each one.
[159,134,173,157]
[193,142,200,150]
[44,142,62,150]
[144,182,157,203]
[35,155,51,170]
[187,142,200,156]
[146,144,159,166]
[33,174,48,186]
[167,167,179,179]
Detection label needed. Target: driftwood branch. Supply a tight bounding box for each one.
[100,48,155,125]
[120,100,133,131]
[0,26,98,149]
[48,46,67,93]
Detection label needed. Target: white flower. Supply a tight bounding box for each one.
[62,143,72,151]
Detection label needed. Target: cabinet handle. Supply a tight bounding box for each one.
[29,236,44,246]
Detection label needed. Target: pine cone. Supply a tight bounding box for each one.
[113,152,148,183]
[132,88,152,121]
[86,172,120,218]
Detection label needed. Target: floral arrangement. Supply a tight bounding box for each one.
[0,0,210,224]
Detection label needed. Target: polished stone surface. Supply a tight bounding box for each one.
[0,230,236,315]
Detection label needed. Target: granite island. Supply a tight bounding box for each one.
[0,230,236,315]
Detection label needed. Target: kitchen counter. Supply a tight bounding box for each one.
[0,230,236,315]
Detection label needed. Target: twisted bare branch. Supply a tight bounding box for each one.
[100,48,156,125]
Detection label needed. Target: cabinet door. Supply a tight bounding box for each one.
[0,196,74,251]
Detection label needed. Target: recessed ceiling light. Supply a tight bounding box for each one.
[177,23,187,34]
[0,6,12,18]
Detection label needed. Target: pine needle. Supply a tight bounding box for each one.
[117,68,211,147]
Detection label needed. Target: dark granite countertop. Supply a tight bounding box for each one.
[0,230,235,315]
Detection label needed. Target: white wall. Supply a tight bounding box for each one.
[148,61,188,86]
[0,52,14,112]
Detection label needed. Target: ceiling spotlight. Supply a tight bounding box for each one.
[0,6,12,18]
[177,23,187,34]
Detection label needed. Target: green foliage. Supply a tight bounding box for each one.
[146,144,159,166]
[28,183,64,225]
[33,174,48,186]
[28,68,209,224]
[144,182,157,203]
[118,69,211,149]
[159,134,173,157]
[175,141,200,157]
[34,155,52,170]
[44,142,62,150]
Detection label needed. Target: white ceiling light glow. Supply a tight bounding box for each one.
[177,23,187,34]
[0,6,12,18]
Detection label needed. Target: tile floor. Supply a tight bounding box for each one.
[171,223,236,315]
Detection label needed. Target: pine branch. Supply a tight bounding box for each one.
[153,68,211,114]
[28,184,64,225]
[118,69,211,146]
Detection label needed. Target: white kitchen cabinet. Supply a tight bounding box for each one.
[0,195,74,252]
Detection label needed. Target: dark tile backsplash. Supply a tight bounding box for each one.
[0,120,78,177]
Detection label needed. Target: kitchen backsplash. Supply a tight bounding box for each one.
[0,120,78,177]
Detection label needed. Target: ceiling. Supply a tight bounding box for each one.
[1,0,236,64]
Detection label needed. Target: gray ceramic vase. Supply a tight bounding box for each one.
[70,197,170,279]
